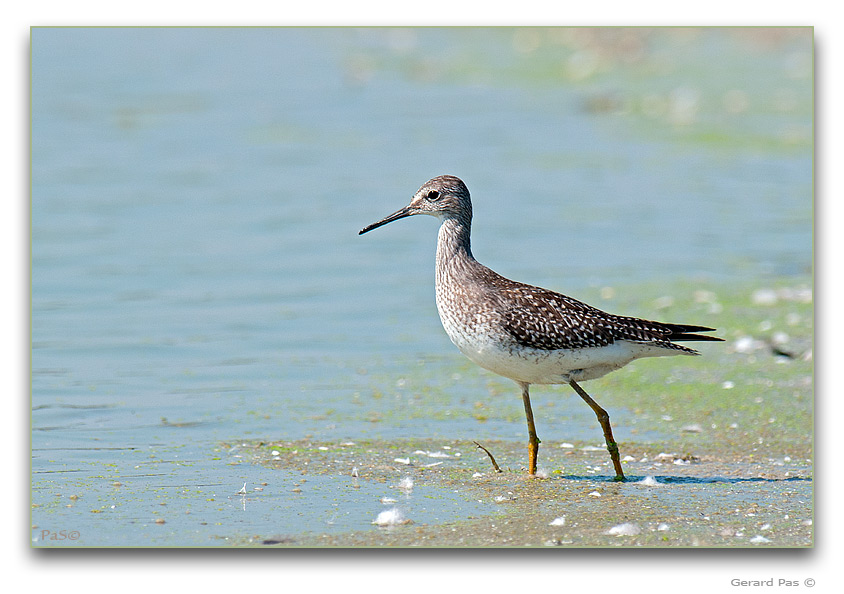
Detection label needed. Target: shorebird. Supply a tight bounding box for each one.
[359,175,721,481]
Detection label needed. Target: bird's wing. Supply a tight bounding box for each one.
[497,285,703,352]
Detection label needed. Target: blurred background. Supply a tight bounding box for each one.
[31,27,812,544]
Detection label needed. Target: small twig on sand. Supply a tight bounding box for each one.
[473,441,503,473]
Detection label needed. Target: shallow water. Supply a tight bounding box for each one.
[33,440,493,546]
[31,27,812,546]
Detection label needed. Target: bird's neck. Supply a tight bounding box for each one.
[436,216,475,281]
[437,216,473,259]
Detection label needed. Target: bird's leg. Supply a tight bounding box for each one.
[518,382,541,475]
[569,380,625,481]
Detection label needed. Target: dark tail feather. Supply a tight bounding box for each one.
[664,324,724,342]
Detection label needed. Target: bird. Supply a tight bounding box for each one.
[359,175,722,481]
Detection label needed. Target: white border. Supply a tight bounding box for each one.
[9,3,838,591]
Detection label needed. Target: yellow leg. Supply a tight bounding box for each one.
[569,380,625,481]
[518,382,541,475]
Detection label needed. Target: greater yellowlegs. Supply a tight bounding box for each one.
[359,175,722,481]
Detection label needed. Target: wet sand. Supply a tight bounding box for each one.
[235,437,812,547]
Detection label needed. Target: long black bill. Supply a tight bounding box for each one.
[359,205,416,235]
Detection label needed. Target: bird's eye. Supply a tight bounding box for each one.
[426,190,440,201]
